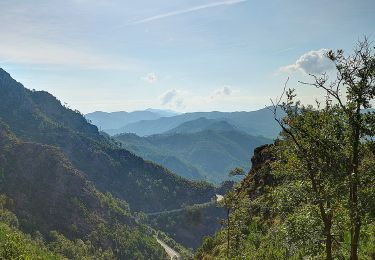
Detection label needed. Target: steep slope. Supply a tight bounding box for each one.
[0,222,62,259]
[0,68,222,251]
[194,144,276,259]
[114,133,204,180]
[0,121,167,259]
[107,109,282,138]
[0,68,215,213]
[116,129,272,183]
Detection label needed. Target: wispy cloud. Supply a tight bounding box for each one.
[130,0,247,24]
[157,86,264,112]
[210,86,233,99]
[159,89,186,108]
[0,32,139,70]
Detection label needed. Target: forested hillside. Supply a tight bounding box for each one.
[0,68,218,212]
[0,68,226,257]
[195,40,375,260]
[1,1,373,259]
[0,120,166,259]
[116,124,272,183]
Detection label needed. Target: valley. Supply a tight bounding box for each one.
[0,2,373,256]
[0,68,229,258]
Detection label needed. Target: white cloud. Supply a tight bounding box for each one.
[160,89,178,105]
[130,0,247,24]
[142,72,158,84]
[159,89,185,108]
[159,86,238,110]
[210,86,233,99]
[280,49,334,75]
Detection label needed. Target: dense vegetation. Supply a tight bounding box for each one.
[195,39,375,259]
[0,68,218,214]
[148,202,226,249]
[0,67,227,257]
[116,120,271,183]
[0,121,167,259]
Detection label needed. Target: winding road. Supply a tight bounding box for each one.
[156,237,181,260]
[146,194,223,217]
[148,194,223,259]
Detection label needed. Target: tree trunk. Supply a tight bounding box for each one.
[350,103,361,260]
[309,170,333,260]
[227,208,230,260]
[324,219,333,260]
[350,221,361,260]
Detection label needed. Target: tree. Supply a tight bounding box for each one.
[219,190,235,259]
[271,101,347,259]
[304,38,375,260]
[229,167,245,177]
[272,37,375,259]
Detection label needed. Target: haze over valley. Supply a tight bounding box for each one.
[0,0,374,259]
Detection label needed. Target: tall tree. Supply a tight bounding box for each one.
[273,37,375,259]
[305,38,375,260]
[272,100,347,259]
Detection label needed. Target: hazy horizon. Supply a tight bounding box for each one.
[1,0,374,113]
[85,106,271,114]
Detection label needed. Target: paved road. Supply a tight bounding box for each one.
[146,194,223,217]
[156,237,181,260]
[146,201,214,216]
[148,194,224,259]
[216,194,224,202]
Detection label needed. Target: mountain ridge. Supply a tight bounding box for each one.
[116,127,272,183]
[0,67,225,251]
[165,117,239,134]
[104,108,282,138]
[85,109,179,130]
[0,119,167,259]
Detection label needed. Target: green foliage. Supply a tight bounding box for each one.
[0,67,221,257]
[228,167,245,176]
[156,231,193,259]
[147,203,226,250]
[0,223,62,260]
[48,230,114,259]
[0,128,168,259]
[0,67,217,216]
[195,38,375,259]
[116,129,271,183]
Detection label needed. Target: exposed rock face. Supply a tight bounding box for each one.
[240,144,275,198]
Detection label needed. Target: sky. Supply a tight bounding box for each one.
[0,0,374,113]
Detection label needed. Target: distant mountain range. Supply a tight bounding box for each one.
[85,109,179,130]
[86,108,283,139]
[0,68,225,256]
[115,118,273,183]
[86,105,281,184]
[165,117,238,134]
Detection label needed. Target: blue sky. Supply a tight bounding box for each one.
[0,0,374,113]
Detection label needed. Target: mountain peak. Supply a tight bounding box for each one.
[165,117,238,135]
[0,68,12,80]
